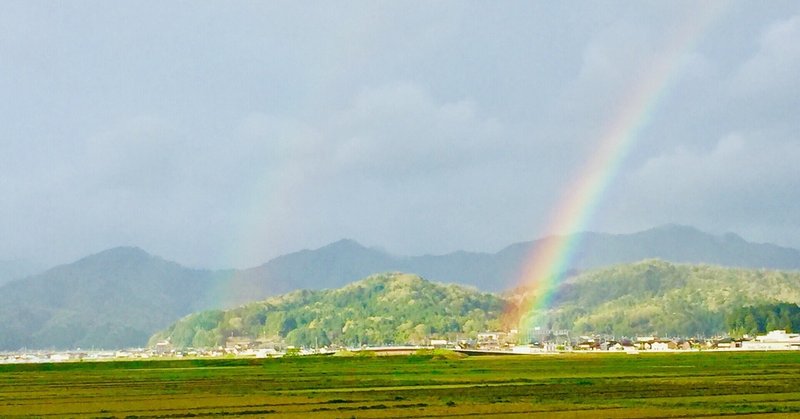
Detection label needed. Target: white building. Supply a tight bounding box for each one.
[650,342,670,351]
[741,330,800,350]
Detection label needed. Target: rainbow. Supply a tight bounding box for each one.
[514,6,724,337]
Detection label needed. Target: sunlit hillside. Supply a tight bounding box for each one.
[154,262,800,348]
[508,260,800,338]
[150,273,505,348]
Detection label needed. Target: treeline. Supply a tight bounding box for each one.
[726,303,800,337]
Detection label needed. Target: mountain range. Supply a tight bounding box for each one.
[1,224,799,349]
[222,224,800,300]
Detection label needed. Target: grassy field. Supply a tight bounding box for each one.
[1,351,800,418]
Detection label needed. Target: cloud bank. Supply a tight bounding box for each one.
[1,2,798,268]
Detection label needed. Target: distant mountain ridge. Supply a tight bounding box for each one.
[0,247,231,350]
[1,224,799,349]
[569,224,800,271]
[226,224,800,298]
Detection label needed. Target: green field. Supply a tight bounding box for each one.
[1,351,800,418]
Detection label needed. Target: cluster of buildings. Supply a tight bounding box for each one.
[0,349,152,364]
[739,330,800,350]
[3,330,798,364]
[472,329,800,353]
[0,345,291,364]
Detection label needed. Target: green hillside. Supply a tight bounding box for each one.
[154,261,800,349]
[511,260,800,337]
[150,273,505,348]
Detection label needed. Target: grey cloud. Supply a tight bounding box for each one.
[1,2,799,268]
[328,83,505,177]
[215,82,519,266]
[602,133,800,246]
[731,14,800,97]
[228,82,507,185]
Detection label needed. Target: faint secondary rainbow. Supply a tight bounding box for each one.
[515,6,724,336]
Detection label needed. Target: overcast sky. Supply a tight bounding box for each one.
[2,1,799,269]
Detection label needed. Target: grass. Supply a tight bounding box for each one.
[1,351,799,417]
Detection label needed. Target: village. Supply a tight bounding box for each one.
[2,329,799,364]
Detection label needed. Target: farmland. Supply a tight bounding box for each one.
[1,351,800,418]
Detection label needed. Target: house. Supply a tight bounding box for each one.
[576,338,600,350]
[49,353,70,362]
[672,340,691,351]
[154,340,172,355]
[650,342,670,351]
[477,331,511,349]
[477,332,506,342]
[620,339,637,353]
[715,337,735,349]
[225,337,255,351]
[636,336,657,350]
[354,346,424,356]
[430,339,448,348]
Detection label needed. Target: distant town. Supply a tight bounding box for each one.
[3,329,798,364]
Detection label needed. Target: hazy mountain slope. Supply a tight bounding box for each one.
[567,225,800,272]
[230,241,502,304]
[222,239,404,305]
[0,259,45,286]
[400,251,502,289]
[0,247,230,350]
[151,272,506,348]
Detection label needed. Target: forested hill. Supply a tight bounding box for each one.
[150,273,506,348]
[508,260,800,338]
